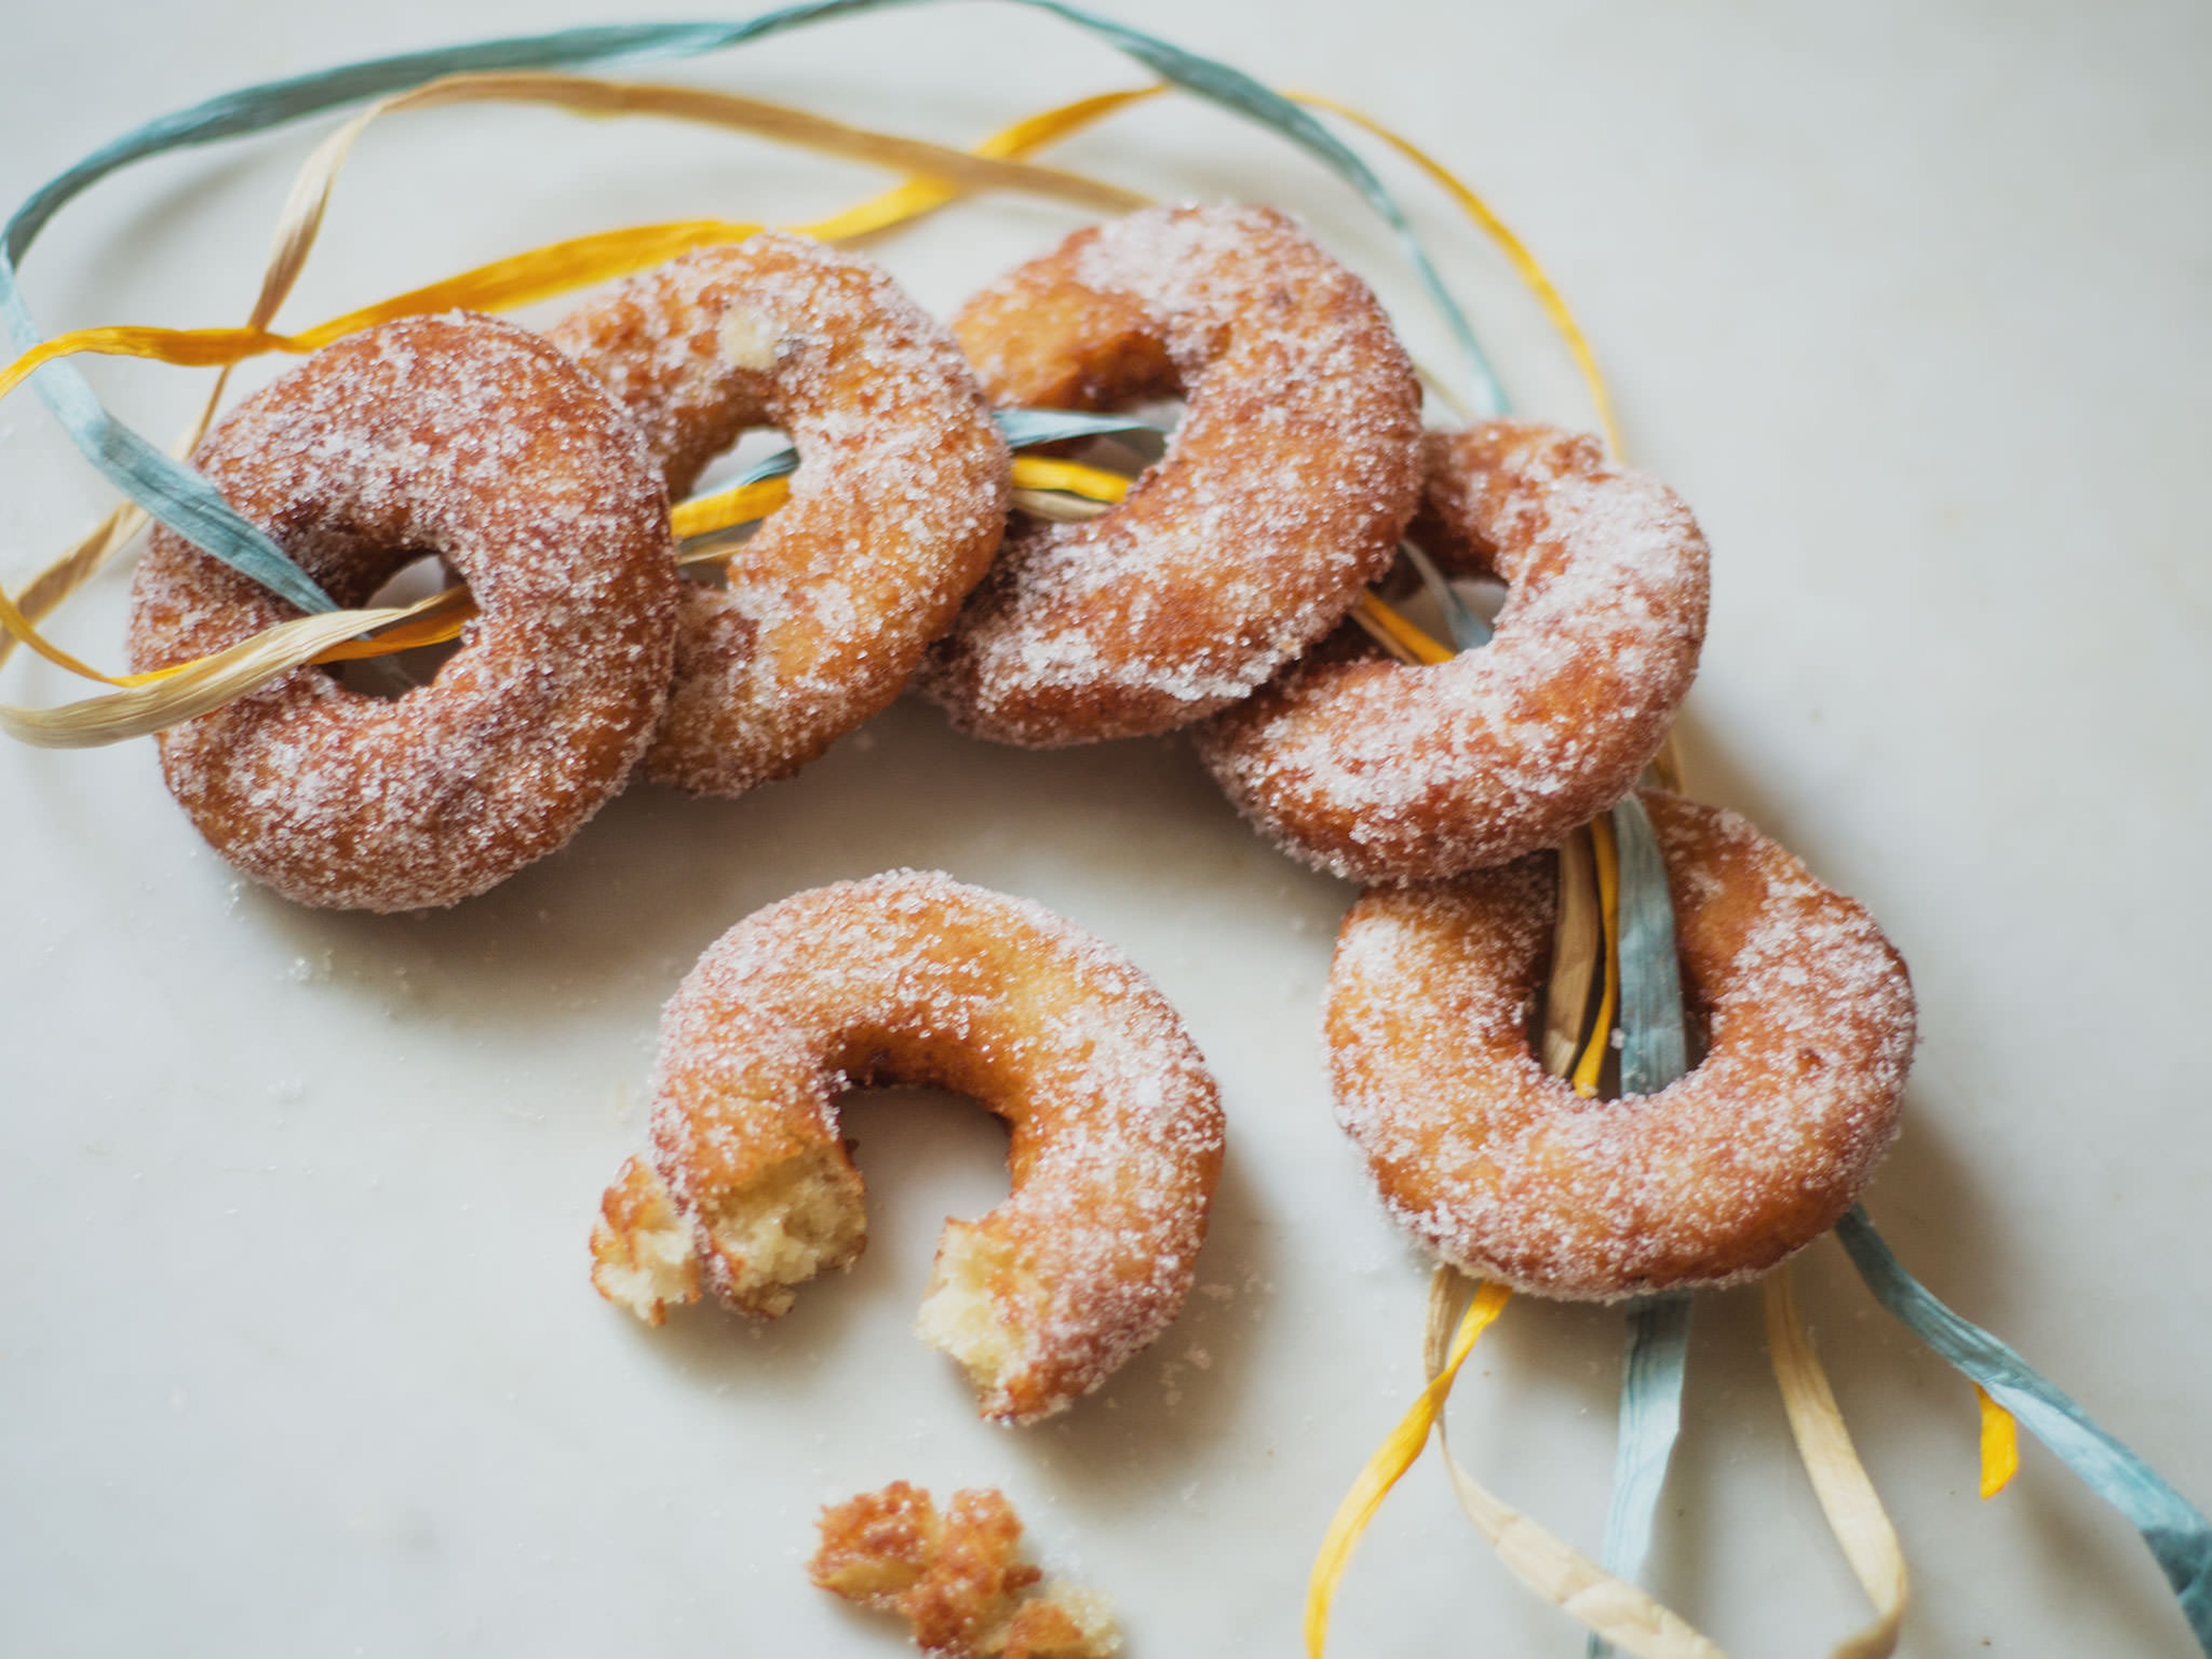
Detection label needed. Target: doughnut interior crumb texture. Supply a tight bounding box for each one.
[588,1156,702,1326]
[597,870,1225,1423]
[548,232,1010,797]
[810,1482,1122,1659]
[914,1221,1046,1414]
[124,313,679,912]
[922,202,1422,746]
[1327,790,1916,1300]
[694,1145,865,1316]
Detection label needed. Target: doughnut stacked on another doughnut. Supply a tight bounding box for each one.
[1327,791,1915,1300]
[919,203,1424,746]
[126,313,680,912]
[549,234,1010,796]
[1201,421,1710,882]
[590,870,1225,1425]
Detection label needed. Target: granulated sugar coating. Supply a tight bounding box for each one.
[550,234,1009,796]
[921,203,1422,745]
[1327,791,1915,1300]
[606,870,1225,1425]
[1200,422,1710,881]
[126,313,679,912]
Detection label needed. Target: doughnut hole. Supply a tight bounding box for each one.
[676,426,793,592]
[330,552,465,696]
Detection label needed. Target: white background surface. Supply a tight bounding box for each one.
[2,2,2208,1654]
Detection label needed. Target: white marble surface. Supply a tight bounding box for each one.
[2,2,2207,1654]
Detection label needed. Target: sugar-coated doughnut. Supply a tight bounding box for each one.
[548,234,1009,795]
[1201,422,1710,882]
[918,203,1422,746]
[1327,791,1914,1300]
[810,1482,1120,1659]
[126,314,679,912]
[589,870,1225,1425]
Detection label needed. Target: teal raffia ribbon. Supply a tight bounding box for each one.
[1,0,1504,612]
[1588,1293,1695,1659]
[1587,793,1695,1658]
[1835,1206,2212,1654]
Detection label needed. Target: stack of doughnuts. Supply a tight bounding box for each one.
[131,198,1914,1394]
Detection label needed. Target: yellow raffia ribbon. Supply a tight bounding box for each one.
[0,74,1146,407]
[1286,90,1622,459]
[1573,808,1623,1097]
[1304,1278,1512,1654]
[1763,1264,1910,1659]
[1541,824,1604,1075]
[1975,1384,2021,1499]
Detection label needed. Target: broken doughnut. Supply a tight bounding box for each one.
[589,870,1225,1425]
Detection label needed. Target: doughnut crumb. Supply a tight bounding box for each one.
[811,1482,1120,1658]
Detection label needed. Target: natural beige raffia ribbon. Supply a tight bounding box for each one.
[1763,1264,1910,1658]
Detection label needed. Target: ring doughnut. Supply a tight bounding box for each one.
[548,234,1010,795]
[589,869,1225,1424]
[1199,421,1710,881]
[1326,791,1914,1300]
[918,203,1423,746]
[126,313,679,912]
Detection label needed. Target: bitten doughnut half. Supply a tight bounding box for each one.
[548,234,1010,796]
[589,870,1225,1425]
[1202,422,1710,882]
[1328,791,1914,1300]
[918,203,1423,746]
[126,314,679,912]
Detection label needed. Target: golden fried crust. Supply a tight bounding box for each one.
[919,203,1422,745]
[124,315,679,912]
[1327,791,1915,1300]
[810,1483,1118,1659]
[810,1481,946,1609]
[601,870,1225,1424]
[550,234,1010,796]
[1199,421,1711,881]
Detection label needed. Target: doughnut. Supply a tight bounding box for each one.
[810,1482,1120,1659]
[1199,421,1710,881]
[126,313,679,912]
[547,234,1009,796]
[588,870,1225,1425]
[917,203,1423,746]
[1327,791,1914,1300]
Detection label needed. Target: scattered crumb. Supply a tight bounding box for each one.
[810,1482,1120,1658]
